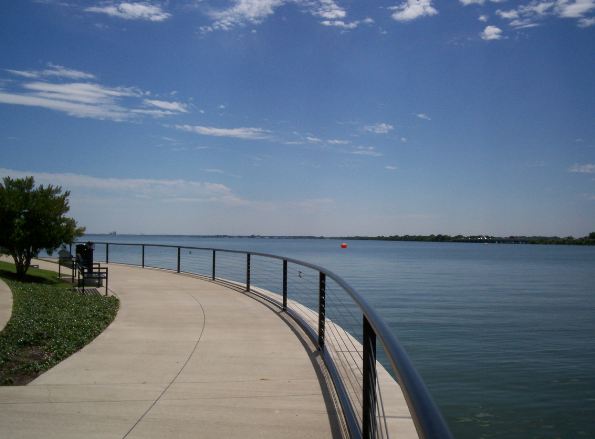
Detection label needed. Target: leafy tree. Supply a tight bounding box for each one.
[0,176,85,278]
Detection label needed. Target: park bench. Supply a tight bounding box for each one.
[58,249,75,283]
[75,253,108,296]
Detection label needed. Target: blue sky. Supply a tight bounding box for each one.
[1,0,594,236]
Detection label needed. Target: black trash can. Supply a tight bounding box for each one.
[75,241,95,268]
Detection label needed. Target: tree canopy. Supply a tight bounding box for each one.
[0,176,85,278]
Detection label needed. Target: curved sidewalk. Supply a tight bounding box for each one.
[0,258,344,439]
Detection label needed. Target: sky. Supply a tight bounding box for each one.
[1,0,594,237]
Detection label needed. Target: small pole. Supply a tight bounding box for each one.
[283,260,288,311]
[362,316,378,439]
[246,254,251,291]
[106,243,109,264]
[318,272,326,351]
[212,250,216,280]
[142,245,145,268]
[177,247,181,273]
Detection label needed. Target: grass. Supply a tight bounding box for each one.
[0,260,119,385]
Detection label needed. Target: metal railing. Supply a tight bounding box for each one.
[77,241,453,439]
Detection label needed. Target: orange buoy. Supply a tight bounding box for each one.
[341,243,347,248]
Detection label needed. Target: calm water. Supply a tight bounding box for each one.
[79,235,595,439]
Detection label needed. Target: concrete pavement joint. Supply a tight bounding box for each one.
[122,283,206,439]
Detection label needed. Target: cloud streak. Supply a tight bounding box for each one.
[176,124,273,139]
[85,2,171,21]
[569,163,595,173]
[362,123,394,133]
[200,0,347,32]
[0,67,188,121]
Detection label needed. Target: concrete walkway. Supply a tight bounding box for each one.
[0,258,345,438]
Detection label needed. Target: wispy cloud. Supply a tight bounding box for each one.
[144,99,188,113]
[321,20,359,28]
[481,25,503,39]
[327,139,350,144]
[385,166,397,170]
[176,124,273,140]
[307,136,323,142]
[494,0,595,28]
[5,63,97,80]
[0,168,232,200]
[200,0,347,32]
[390,0,438,22]
[569,163,595,173]
[85,2,171,21]
[459,0,507,5]
[362,123,394,133]
[416,113,432,120]
[352,146,383,156]
[0,66,189,122]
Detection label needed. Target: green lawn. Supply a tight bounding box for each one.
[0,260,119,385]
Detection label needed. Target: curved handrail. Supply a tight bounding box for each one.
[82,241,454,439]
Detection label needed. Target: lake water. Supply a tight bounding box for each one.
[77,235,595,439]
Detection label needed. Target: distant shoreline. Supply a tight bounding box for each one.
[84,233,595,245]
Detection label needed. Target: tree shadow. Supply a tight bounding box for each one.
[0,268,68,287]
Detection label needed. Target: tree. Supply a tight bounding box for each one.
[0,176,85,278]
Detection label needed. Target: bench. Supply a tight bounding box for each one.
[75,255,109,296]
[58,249,75,282]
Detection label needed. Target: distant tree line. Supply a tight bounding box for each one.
[527,232,595,245]
[336,233,595,245]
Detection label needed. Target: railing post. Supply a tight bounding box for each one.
[212,250,216,280]
[318,272,326,351]
[362,316,378,439]
[246,254,251,291]
[142,245,145,268]
[106,243,109,264]
[177,247,181,273]
[283,260,288,311]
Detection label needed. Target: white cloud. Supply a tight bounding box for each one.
[578,16,595,25]
[327,139,350,144]
[385,166,397,170]
[352,146,383,156]
[555,0,595,18]
[201,0,347,32]
[569,163,595,173]
[201,169,225,173]
[307,136,322,142]
[363,123,394,133]
[460,0,508,5]
[416,113,432,120]
[5,63,97,80]
[481,25,503,39]
[0,67,192,122]
[321,20,359,28]
[176,124,273,139]
[390,0,438,22]
[85,2,171,21]
[401,137,407,142]
[0,168,232,200]
[479,14,488,21]
[497,9,520,19]
[495,1,594,28]
[144,99,188,113]
[0,85,134,121]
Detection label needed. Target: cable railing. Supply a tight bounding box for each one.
[79,241,453,439]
